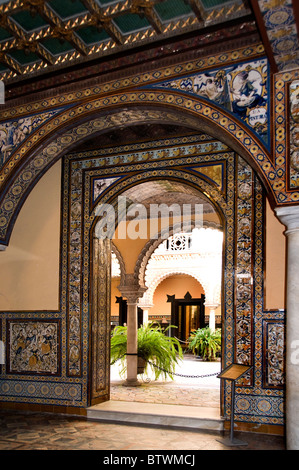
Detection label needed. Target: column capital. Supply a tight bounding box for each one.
[275,205,299,234]
[205,303,219,309]
[118,274,147,304]
[138,303,154,309]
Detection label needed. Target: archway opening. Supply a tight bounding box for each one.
[104,177,223,412]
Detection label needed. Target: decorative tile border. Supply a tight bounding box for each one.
[263,320,285,389]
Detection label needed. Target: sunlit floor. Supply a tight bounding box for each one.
[110,354,221,408]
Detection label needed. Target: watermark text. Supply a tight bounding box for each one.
[95,196,203,240]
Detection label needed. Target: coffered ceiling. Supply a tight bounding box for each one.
[0,0,298,86]
[0,0,254,84]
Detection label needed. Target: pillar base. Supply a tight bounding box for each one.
[122,378,142,387]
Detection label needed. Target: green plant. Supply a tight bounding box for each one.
[110,323,183,380]
[188,327,221,361]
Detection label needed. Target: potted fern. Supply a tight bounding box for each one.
[188,326,221,361]
[110,323,183,380]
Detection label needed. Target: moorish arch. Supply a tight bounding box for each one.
[134,220,223,293]
[0,92,277,248]
[141,271,205,309]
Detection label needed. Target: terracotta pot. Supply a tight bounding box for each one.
[137,356,146,375]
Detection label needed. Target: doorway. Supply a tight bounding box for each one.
[168,292,206,345]
[90,164,228,410]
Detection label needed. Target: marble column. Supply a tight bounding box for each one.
[138,304,153,325]
[118,275,146,386]
[206,305,219,332]
[275,205,299,450]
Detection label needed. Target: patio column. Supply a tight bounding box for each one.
[206,304,219,332]
[138,303,153,325]
[275,205,299,450]
[119,275,146,386]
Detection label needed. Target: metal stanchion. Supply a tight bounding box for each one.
[217,363,252,447]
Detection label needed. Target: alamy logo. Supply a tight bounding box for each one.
[0,80,4,104]
[95,196,203,240]
[0,340,5,364]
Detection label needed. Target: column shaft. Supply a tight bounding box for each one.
[275,206,299,450]
[125,301,140,386]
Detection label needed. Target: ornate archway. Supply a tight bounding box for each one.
[0,90,277,249]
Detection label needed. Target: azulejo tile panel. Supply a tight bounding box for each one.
[0,379,82,403]
[0,107,66,169]
[289,79,299,188]
[146,57,270,149]
[7,320,60,375]
[273,68,299,198]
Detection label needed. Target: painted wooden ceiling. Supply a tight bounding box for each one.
[0,0,298,85]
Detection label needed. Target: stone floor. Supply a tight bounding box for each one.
[110,355,221,408]
[0,356,286,451]
[0,409,286,451]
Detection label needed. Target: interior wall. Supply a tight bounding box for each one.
[265,199,286,310]
[0,160,61,310]
[150,274,204,317]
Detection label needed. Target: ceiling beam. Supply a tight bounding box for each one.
[249,0,277,73]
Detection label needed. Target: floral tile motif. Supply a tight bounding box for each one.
[147,58,270,148]
[0,108,65,169]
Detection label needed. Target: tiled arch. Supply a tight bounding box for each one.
[0,91,279,247]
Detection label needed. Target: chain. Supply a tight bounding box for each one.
[111,356,219,378]
[147,360,219,378]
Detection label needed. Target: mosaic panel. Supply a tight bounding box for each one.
[289,80,299,188]
[0,107,65,169]
[7,320,60,375]
[235,156,253,379]
[147,57,270,148]
[263,320,285,389]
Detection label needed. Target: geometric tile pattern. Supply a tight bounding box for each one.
[258,0,299,71]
